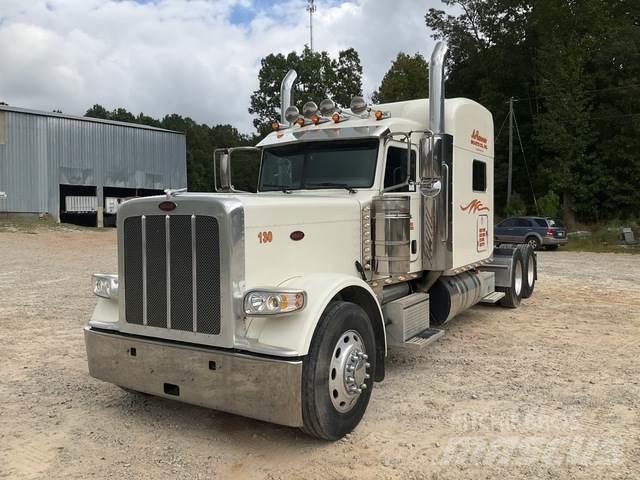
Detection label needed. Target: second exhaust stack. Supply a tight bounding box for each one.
[429,41,448,134]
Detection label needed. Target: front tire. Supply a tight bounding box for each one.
[301,301,376,440]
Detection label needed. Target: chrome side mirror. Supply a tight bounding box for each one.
[419,178,442,198]
[219,152,232,191]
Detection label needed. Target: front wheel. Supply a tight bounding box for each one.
[301,301,376,440]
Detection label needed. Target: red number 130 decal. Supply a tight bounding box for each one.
[258,231,273,244]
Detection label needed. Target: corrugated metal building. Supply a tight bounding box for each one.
[0,105,187,226]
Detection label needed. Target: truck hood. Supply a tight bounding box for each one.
[236,193,362,228]
[235,193,364,287]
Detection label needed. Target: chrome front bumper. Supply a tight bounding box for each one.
[84,327,303,427]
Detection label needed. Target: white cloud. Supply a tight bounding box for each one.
[0,0,441,132]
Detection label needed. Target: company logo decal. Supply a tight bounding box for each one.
[471,129,488,150]
[461,199,490,214]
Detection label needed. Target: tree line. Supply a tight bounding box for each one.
[86,0,640,225]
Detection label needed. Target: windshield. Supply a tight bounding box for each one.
[259,139,379,192]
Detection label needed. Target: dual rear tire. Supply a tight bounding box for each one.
[497,245,536,308]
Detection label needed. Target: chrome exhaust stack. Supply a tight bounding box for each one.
[280,69,298,126]
[429,41,448,134]
[420,41,453,272]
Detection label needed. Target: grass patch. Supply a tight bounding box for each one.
[563,226,640,254]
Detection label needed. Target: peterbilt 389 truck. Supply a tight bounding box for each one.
[85,42,536,440]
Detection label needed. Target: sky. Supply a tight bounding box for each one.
[0,0,441,133]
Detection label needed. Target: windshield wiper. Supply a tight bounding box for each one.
[305,182,356,194]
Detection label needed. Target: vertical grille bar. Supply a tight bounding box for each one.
[191,215,197,333]
[165,215,171,329]
[123,217,143,325]
[196,216,221,334]
[141,215,147,326]
[145,215,167,328]
[169,215,193,331]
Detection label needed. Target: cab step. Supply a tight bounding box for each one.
[480,291,506,304]
[394,327,444,350]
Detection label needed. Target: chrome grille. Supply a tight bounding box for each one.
[123,214,221,335]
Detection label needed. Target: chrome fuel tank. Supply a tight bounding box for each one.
[373,196,411,275]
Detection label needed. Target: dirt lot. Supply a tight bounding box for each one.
[0,225,638,480]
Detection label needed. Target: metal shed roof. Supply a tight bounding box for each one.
[0,105,183,135]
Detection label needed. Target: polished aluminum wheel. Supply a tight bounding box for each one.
[328,329,370,413]
[527,255,535,286]
[514,259,523,296]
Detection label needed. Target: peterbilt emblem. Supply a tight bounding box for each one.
[159,201,177,211]
[461,199,489,214]
[290,231,305,241]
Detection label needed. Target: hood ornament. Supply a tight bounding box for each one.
[164,187,187,199]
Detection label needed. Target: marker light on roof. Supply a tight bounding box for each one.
[302,101,318,118]
[350,96,367,115]
[285,105,300,124]
[319,98,336,116]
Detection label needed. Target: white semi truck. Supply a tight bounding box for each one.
[85,42,536,440]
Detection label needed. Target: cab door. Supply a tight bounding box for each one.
[381,142,420,269]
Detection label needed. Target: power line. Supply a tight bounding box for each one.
[512,109,539,215]
[513,83,640,103]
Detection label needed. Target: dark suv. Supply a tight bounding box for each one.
[494,216,568,250]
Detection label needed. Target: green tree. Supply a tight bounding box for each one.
[537,190,561,219]
[249,46,363,136]
[372,53,429,103]
[505,191,527,217]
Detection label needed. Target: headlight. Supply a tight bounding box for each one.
[244,290,306,316]
[93,274,118,299]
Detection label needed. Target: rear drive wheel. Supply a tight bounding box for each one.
[498,248,524,308]
[301,301,375,440]
[519,245,537,299]
[525,236,540,251]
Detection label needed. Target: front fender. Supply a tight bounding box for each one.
[244,274,385,357]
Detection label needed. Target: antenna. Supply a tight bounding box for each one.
[306,0,316,52]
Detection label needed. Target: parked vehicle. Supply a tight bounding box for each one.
[84,41,538,440]
[494,216,567,250]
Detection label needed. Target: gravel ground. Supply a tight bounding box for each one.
[0,227,638,479]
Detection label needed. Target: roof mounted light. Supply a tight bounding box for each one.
[285,105,300,124]
[302,101,318,118]
[350,96,368,115]
[331,112,348,123]
[374,110,390,121]
[319,98,336,116]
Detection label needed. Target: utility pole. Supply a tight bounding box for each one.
[507,97,514,205]
[306,0,316,52]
